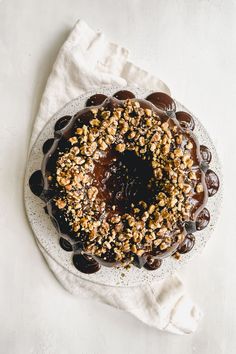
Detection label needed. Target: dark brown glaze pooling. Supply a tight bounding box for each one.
[29,170,44,197]
[93,150,156,214]
[146,92,176,113]
[196,208,210,231]
[175,111,195,130]
[29,90,220,274]
[113,90,135,100]
[144,257,162,271]
[177,234,195,254]
[86,94,108,107]
[73,254,101,274]
[59,237,73,252]
[54,116,72,131]
[200,145,212,164]
[42,138,54,154]
[205,169,220,197]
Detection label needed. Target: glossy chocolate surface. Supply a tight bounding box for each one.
[177,234,195,254]
[29,90,219,274]
[205,169,220,197]
[59,237,73,252]
[42,138,54,154]
[200,145,212,163]
[146,92,176,112]
[196,208,210,231]
[143,257,162,271]
[73,254,101,274]
[113,90,135,100]
[93,150,155,214]
[86,94,108,107]
[29,170,44,197]
[175,111,195,130]
[54,116,72,131]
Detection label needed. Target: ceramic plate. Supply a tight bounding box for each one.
[24,86,222,286]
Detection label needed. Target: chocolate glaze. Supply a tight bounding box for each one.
[177,234,195,254]
[143,256,162,271]
[54,116,71,131]
[42,138,54,154]
[93,150,156,213]
[175,111,195,130]
[29,91,220,274]
[205,169,220,197]
[86,94,108,107]
[29,170,44,197]
[113,90,135,100]
[73,254,101,274]
[146,92,176,113]
[196,208,210,231]
[200,145,212,164]
[59,237,73,252]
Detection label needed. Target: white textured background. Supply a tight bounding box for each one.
[0,0,236,353]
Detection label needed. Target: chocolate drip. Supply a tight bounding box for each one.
[73,254,101,274]
[29,170,44,197]
[50,207,74,236]
[86,94,107,107]
[200,145,212,164]
[45,153,58,174]
[178,234,195,254]
[113,90,135,100]
[205,169,220,197]
[175,111,195,130]
[146,92,176,112]
[144,256,162,270]
[196,208,210,230]
[59,237,73,252]
[42,138,54,154]
[54,116,71,131]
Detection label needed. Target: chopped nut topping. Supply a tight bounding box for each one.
[145,108,152,117]
[115,143,126,153]
[98,139,108,151]
[90,118,100,127]
[88,186,98,200]
[52,98,204,265]
[186,141,193,149]
[196,183,204,193]
[69,136,78,145]
[76,128,83,135]
[55,198,66,209]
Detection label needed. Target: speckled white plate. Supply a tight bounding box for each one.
[24,86,222,287]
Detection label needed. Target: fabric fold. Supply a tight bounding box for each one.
[30,19,202,334]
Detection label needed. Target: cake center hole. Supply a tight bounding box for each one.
[94,150,155,213]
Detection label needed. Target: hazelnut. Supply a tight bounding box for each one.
[55,198,66,209]
[145,108,152,117]
[115,143,126,153]
[196,183,204,193]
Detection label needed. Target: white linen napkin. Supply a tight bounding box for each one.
[30,19,202,334]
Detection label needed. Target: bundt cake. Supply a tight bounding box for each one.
[29,90,219,274]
